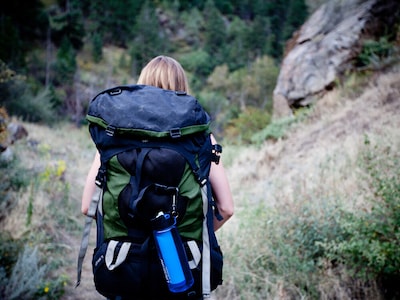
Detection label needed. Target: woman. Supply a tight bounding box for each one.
[81,55,234,231]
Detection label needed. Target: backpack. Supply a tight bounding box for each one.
[76,84,223,299]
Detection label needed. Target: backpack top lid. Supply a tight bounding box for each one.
[86,85,211,138]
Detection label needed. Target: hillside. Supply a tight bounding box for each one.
[1,0,400,298]
[215,66,400,299]
[1,61,398,300]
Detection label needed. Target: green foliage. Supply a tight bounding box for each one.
[179,8,204,48]
[225,16,251,71]
[252,116,294,141]
[1,0,311,134]
[322,135,400,298]
[89,0,143,47]
[218,133,400,299]
[0,0,47,68]
[225,107,271,144]
[53,37,77,85]
[4,80,58,123]
[203,0,227,69]
[91,32,103,63]
[282,0,308,41]
[48,0,85,50]
[129,1,170,75]
[218,194,345,299]
[0,156,30,222]
[0,241,66,300]
[356,37,395,68]
[1,246,47,300]
[252,107,311,143]
[0,233,23,280]
[179,50,213,78]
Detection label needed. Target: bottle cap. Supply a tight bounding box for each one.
[151,212,175,230]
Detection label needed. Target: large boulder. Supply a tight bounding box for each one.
[273,0,400,118]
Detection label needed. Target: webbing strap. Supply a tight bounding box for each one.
[75,185,103,288]
[187,240,201,269]
[105,241,131,270]
[201,185,211,298]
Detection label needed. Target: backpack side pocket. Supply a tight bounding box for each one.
[92,240,148,298]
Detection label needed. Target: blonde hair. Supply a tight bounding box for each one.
[137,55,190,93]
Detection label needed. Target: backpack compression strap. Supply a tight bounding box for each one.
[75,185,103,288]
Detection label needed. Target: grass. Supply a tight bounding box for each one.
[213,67,400,299]
[216,132,399,299]
[0,122,95,299]
[0,67,399,299]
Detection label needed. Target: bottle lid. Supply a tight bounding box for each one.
[151,211,175,230]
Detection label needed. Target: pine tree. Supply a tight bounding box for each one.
[54,36,76,85]
[48,0,85,50]
[225,16,250,71]
[203,0,227,71]
[92,32,103,63]
[283,0,308,41]
[0,0,46,68]
[129,1,169,75]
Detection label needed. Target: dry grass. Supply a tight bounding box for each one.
[1,66,399,299]
[215,66,400,299]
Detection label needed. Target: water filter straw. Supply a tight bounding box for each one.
[152,212,194,293]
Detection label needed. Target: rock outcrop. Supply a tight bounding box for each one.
[273,0,400,118]
[0,107,28,161]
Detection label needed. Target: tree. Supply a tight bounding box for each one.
[53,37,77,85]
[203,0,227,71]
[283,0,308,41]
[225,16,250,71]
[129,1,169,75]
[89,0,144,47]
[180,7,204,48]
[92,32,103,63]
[48,0,85,50]
[0,0,47,68]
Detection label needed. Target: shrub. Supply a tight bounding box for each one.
[356,37,394,68]
[0,233,22,281]
[0,155,30,222]
[224,107,271,144]
[1,246,46,300]
[216,195,346,299]
[2,79,58,124]
[252,107,311,143]
[322,135,400,299]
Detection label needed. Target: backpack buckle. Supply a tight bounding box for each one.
[106,125,116,136]
[95,168,107,188]
[170,128,181,138]
[212,144,222,164]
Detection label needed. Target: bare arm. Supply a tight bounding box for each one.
[209,134,234,231]
[81,151,101,215]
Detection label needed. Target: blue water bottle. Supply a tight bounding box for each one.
[152,212,194,293]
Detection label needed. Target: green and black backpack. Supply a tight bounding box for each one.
[76,85,223,299]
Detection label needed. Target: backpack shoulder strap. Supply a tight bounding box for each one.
[200,184,212,297]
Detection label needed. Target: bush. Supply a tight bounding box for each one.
[356,37,394,68]
[224,107,271,144]
[216,133,400,299]
[0,155,30,222]
[1,246,46,300]
[1,79,58,124]
[0,233,22,281]
[322,135,400,298]
[252,107,311,143]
